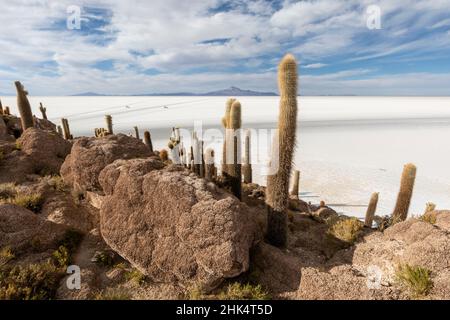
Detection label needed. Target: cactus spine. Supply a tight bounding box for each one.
[39,102,47,120]
[243,129,252,184]
[61,118,71,140]
[205,148,215,181]
[144,130,153,152]
[392,163,417,223]
[266,54,298,247]
[290,170,300,199]
[364,192,379,227]
[105,115,113,134]
[15,81,34,130]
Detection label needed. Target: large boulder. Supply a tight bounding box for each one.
[61,134,152,192]
[98,158,259,291]
[18,127,71,175]
[0,204,67,255]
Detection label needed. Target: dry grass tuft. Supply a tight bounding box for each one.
[396,264,433,298]
[327,217,364,244]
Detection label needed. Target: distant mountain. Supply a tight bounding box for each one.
[71,92,108,96]
[204,86,277,96]
[71,87,278,96]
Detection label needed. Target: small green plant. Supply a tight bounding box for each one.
[327,217,364,244]
[95,287,131,300]
[125,269,146,285]
[14,141,22,151]
[0,262,61,300]
[218,283,270,300]
[46,175,67,192]
[0,183,17,200]
[396,264,433,297]
[92,251,114,267]
[0,247,15,266]
[418,213,437,225]
[52,246,70,268]
[9,193,44,213]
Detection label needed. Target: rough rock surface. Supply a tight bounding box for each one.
[0,117,13,141]
[0,204,67,254]
[61,134,152,192]
[98,158,259,291]
[18,128,71,175]
[251,211,450,300]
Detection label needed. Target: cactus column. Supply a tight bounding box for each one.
[205,148,215,181]
[105,115,113,134]
[243,129,252,184]
[144,130,153,152]
[392,163,417,223]
[290,170,300,199]
[364,192,379,227]
[266,54,298,247]
[15,81,34,130]
[61,118,71,140]
[221,98,235,176]
[39,102,47,120]
[0,99,3,115]
[133,126,140,140]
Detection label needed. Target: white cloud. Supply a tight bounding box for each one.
[303,63,328,69]
[0,0,450,95]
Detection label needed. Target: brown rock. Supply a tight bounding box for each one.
[98,158,257,291]
[0,204,67,254]
[18,127,71,175]
[60,134,152,192]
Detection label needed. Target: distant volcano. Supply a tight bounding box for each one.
[71,86,277,96]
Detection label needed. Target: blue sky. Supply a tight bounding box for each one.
[1,0,450,96]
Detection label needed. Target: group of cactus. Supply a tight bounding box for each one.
[0,99,11,116]
[364,163,418,228]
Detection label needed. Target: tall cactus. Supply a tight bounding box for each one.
[134,126,140,140]
[243,129,252,183]
[105,115,113,134]
[221,98,236,176]
[61,118,71,140]
[205,148,215,181]
[144,130,153,152]
[0,98,3,115]
[39,102,47,120]
[228,100,242,199]
[392,163,417,223]
[364,192,379,227]
[15,81,34,130]
[290,170,300,199]
[266,54,298,247]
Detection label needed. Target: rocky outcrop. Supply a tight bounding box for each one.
[98,158,260,291]
[297,211,450,299]
[60,134,152,192]
[0,204,67,255]
[18,128,71,175]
